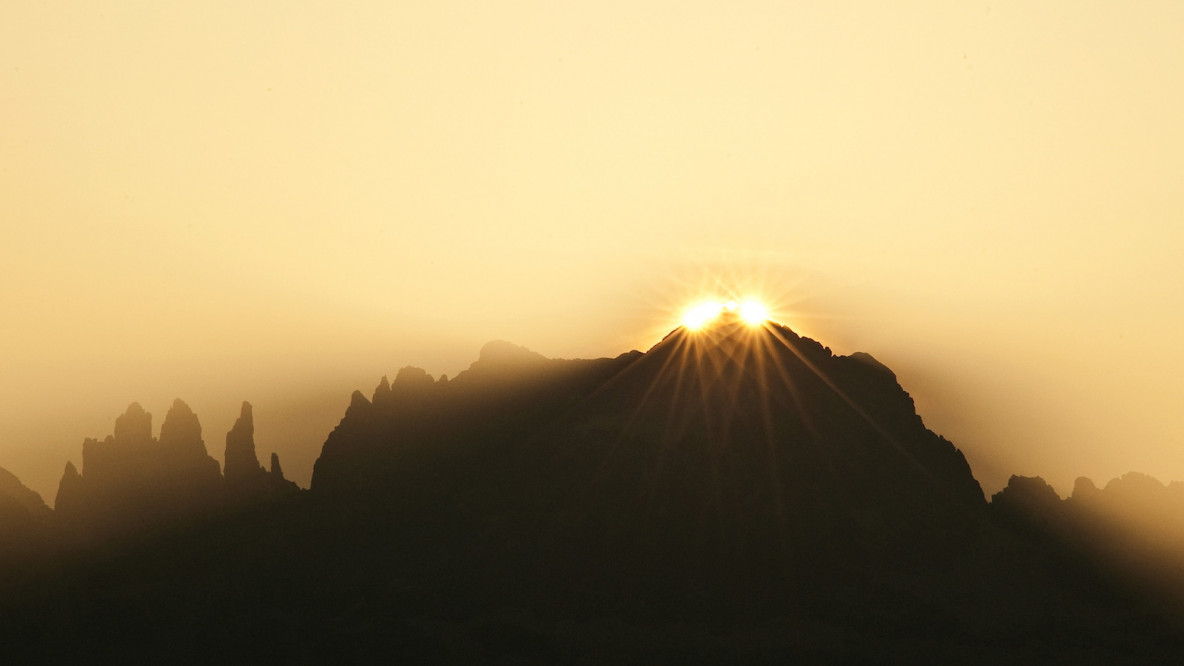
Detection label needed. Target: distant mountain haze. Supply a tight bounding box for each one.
[0,466,50,538]
[54,399,298,539]
[1,320,1183,660]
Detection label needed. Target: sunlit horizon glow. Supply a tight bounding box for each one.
[681,298,770,330]
[682,302,725,330]
[739,301,769,326]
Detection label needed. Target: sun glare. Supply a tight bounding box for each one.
[683,302,723,329]
[682,298,769,329]
[739,301,768,325]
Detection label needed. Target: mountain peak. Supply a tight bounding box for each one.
[159,398,210,462]
[450,340,553,383]
[345,390,372,420]
[224,400,263,482]
[316,319,984,528]
[847,351,895,379]
[393,366,434,390]
[478,340,548,365]
[372,375,392,403]
[113,402,153,446]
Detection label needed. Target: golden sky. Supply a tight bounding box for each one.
[3,1,1183,502]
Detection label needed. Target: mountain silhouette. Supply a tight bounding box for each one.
[54,398,298,539]
[0,466,50,535]
[296,317,1176,659]
[994,471,1184,626]
[312,316,987,619]
[224,401,265,482]
[0,467,49,517]
[224,401,300,498]
[2,318,1184,661]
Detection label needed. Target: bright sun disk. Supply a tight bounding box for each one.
[682,301,723,329]
[739,300,768,325]
[682,299,769,329]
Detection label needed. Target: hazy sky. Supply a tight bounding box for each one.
[4,1,1183,503]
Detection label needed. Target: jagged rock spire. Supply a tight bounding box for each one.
[224,401,265,482]
[269,453,285,480]
[372,375,392,405]
[159,398,208,460]
[54,461,83,517]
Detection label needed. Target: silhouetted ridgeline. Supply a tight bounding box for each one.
[993,472,1184,623]
[0,467,51,562]
[1,320,1184,661]
[53,399,299,539]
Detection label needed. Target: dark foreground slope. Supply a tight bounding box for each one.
[2,320,1183,662]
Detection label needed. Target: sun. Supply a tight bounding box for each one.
[682,301,723,330]
[682,299,769,329]
[738,300,768,325]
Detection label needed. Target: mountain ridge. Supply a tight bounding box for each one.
[1,321,1183,660]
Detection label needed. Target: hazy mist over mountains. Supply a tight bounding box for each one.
[4,318,1184,660]
[6,1,1184,516]
[5,2,1184,659]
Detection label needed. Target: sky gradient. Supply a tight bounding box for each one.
[4,1,1183,502]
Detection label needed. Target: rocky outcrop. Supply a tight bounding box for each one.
[268,453,299,493]
[83,402,152,479]
[56,401,224,537]
[990,474,1069,536]
[472,339,550,373]
[221,398,300,497]
[992,474,1063,511]
[159,399,217,467]
[1072,476,1101,501]
[392,366,436,392]
[113,401,152,446]
[371,375,392,405]
[222,401,300,499]
[224,402,265,482]
[52,462,83,519]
